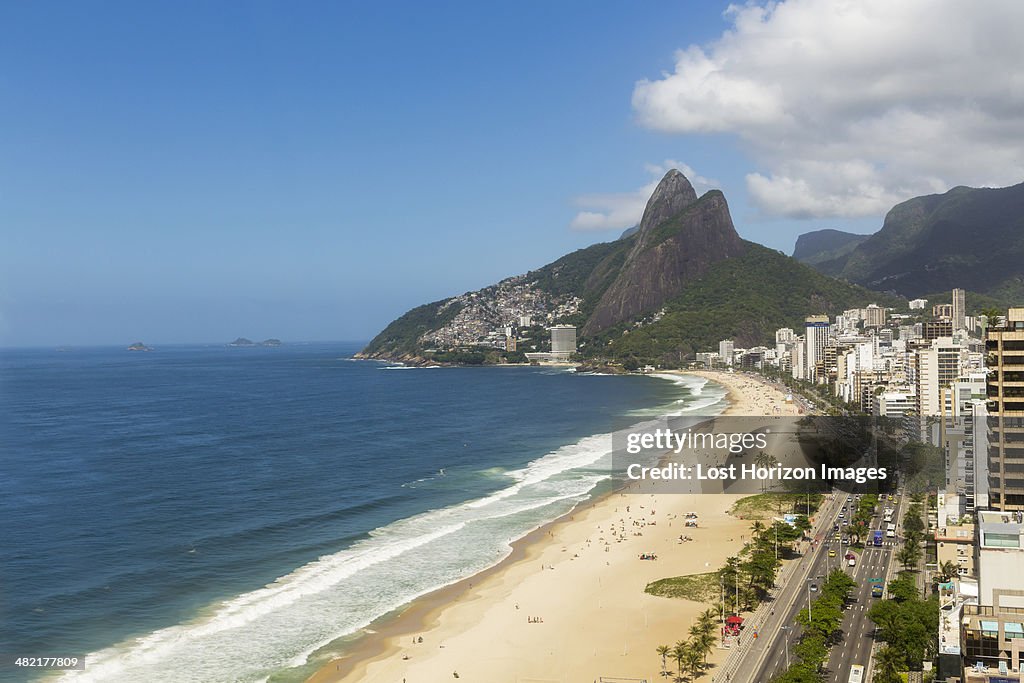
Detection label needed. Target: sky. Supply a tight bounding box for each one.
[3,0,1024,347]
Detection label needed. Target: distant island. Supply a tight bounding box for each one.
[229,338,282,347]
[127,342,152,351]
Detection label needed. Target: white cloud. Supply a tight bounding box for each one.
[569,160,718,231]
[632,0,1024,219]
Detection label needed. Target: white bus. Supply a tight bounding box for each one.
[848,664,865,683]
[886,523,896,538]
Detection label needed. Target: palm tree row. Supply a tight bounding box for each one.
[656,608,718,681]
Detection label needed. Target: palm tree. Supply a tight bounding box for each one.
[693,630,716,665]
[874,645,903,683]
[754,450,779,492]
[697,608,717,635]
[937,560,959,582]
[656,644,671,672]
[981,307,1005,334]
[672,640,688,680]
[682,641,704,680]
[898,541,922,571]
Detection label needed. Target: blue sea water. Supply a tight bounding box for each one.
[0,343,726,682]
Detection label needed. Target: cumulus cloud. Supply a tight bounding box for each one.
[569,160,718,231]
[632,0,1024,218]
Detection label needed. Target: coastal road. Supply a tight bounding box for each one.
[723,490,845,683]
[728,488,903,683]
[823,489,904,683]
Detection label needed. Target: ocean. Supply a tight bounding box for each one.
[0,343,726,683]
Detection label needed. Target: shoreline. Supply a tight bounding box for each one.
[305,369,799,683]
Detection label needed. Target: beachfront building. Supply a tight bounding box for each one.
[695,351,719,367]
[936,492,976,577]
[802,315,830,383]
[719,339,735,366]
[987,308,1024,511]
[949,505,1024,681]
[549,325,576,360]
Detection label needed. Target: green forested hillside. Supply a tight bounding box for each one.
[582,242,903,365]
[361,298,463,356]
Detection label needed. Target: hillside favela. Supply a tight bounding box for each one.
[5,3,1024,683]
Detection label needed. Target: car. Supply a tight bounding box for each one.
[833,523,840,532]
[810,583,819,592]
[829,549,837,557]
[841,536,849,544]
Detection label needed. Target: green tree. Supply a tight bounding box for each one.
[874,645,903,683]
[672,640,687,680]
[656,644,670,672]
[936,560,959,582]
[682,641,704,680]
[897,542,922,572]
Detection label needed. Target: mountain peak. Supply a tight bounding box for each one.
[582,176,744,336]
[638,170,698,235]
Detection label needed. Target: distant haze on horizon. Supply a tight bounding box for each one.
[4,1,1024,347]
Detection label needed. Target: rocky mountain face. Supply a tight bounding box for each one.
[583,170,746,335]
[792,229,868,266]
[796,182,1024,300]
[360,169,892,363]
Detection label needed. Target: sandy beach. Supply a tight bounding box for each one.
[307,370,799,683]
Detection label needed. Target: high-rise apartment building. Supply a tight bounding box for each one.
[803,315,830,382]
[924,320,954,341]
[864,304,886,328]
[719,339,735,366]
[915,337,965,415]
[953,288,967,330]
[987,308,1024,511]
[549,325,577,358]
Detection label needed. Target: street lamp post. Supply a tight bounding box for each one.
[780,625,792,668]
[806,578,812,625]
[805,576,822,625]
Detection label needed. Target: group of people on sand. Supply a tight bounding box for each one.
[638,552,658,560]
[678,534,694,543]
[527,615,544,623]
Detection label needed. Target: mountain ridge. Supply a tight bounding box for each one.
[359,171,901,365]
[794,181,1024,300]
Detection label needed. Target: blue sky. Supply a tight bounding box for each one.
[3,1,1021,346]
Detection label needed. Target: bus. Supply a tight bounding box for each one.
[873,530,884,546]
[886,523,897,538]
[848,664,865,683]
